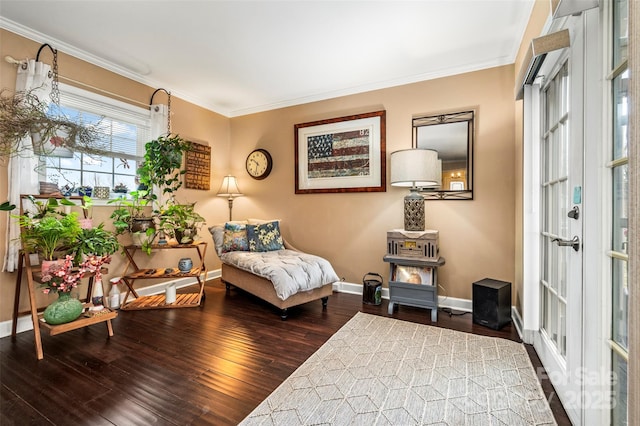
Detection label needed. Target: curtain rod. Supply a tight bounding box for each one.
[6,54,159,109]
[58,74,150,108]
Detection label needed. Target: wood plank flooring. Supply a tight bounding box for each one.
[1,279,570,425]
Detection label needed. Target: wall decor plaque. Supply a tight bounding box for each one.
[184,142,211,190]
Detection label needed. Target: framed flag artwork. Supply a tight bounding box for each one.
[294,110,386,194]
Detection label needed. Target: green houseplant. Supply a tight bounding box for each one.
[137,134,191,207]
[158,202,206,244]
[1,201,16,211]
[74,223,120,262]
[108,189,156,254]
[24,195,76,219]
[108,189,153,233]
[18,212,82,261]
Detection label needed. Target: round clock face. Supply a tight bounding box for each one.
[246,148,273,180]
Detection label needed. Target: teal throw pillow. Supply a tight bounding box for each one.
[221,222,249,253]
[246,221,285,252]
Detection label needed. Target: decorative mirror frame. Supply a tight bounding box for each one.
[412,109,475,200]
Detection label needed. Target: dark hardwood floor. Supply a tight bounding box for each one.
[1,279,570,425]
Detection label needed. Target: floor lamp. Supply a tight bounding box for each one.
[217,175,243,221]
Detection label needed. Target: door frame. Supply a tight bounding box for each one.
[521,8,607,426]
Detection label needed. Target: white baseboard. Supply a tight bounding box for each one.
[332,281,473,312]
[4,275,514,339]
[0,269,222,339]
[511,306,524,340]
[510,306,537,344]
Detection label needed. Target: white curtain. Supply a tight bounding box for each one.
[149,103,169,206]
[150,103,169,139]
[3,59,52,272]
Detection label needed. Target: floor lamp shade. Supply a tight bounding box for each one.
[217,175,243,221]
[390,149,439,231]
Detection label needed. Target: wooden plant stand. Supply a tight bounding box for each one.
[11,251,117,360]
[11,194,117,360]
[119,242,208,310]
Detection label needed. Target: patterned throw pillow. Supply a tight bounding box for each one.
[246,221,285,252]
[221,222,249,253]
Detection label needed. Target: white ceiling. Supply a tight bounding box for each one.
[0,1,534,117]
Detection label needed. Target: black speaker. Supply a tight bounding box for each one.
[472,278,511,330]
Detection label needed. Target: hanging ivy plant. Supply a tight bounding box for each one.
[138,134,191,200]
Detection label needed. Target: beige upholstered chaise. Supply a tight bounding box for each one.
[209,220,338,319]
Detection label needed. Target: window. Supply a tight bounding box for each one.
[41,84,151,196]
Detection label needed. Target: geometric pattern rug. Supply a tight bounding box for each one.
[240,312,557,425]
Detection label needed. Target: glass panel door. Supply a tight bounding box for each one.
[608,1,629,422]
[540,61,570,357]
[535,16,586,423]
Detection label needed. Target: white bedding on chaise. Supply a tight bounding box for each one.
[219,249,339,301]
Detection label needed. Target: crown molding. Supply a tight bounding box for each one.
[0,17,230,116]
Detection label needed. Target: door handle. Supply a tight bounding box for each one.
[552,235,580,252]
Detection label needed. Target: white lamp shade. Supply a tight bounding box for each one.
[435,159,442,187]
[390,149,440,188]
[216,175,243,197]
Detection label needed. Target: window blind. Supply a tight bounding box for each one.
[56,83,150,161]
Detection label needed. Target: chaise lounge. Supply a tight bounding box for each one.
[209,220,339,319]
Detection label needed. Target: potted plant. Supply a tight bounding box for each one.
[77,195,94,229]
[158,201,206,244]
[39,254,112,325]
[137,134,191,208]
[113,183,129,194]
[0,89,105,158]
[17,211,82,266]
[108,189,154,232]
[108,189,156,254]
[78,185,93,197]
[39,255,85,325]
[74,223,120,263]
[23,195,75,219]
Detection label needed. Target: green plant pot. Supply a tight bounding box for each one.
[43,292,83,325]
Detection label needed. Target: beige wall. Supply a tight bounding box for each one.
[512,0,551,317]
[229,65,516,300]
[0,29,230,323]
[1,28,517,325]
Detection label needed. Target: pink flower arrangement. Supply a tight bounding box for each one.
[81,254,112,282]
[40,254,112,294]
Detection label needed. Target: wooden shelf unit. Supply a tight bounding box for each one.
[39,305,117,336]
[120,242,208,311]
[11,194,117,360]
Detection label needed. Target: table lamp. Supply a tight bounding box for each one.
[390,149,440,231]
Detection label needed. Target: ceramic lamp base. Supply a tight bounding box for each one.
[404,189,425,231]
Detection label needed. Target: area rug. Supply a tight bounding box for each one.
[240,312,556,425]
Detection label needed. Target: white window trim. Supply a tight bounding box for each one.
[39,83,151,204]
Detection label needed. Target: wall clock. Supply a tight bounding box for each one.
[245,148,273,180]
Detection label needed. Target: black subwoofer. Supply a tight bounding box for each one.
[472,278,512,330]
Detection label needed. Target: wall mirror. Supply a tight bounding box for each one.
[413,110,474,200]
